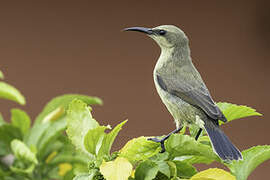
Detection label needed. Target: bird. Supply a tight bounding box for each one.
[124,25,242,161]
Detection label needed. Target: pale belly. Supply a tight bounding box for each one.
[154,77,206,129]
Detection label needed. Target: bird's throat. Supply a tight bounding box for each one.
[155,45,191,71]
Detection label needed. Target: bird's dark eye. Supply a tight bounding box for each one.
[158,30,166,35]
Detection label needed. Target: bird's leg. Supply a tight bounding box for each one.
[195,128,202,141]
[148,127,183,153]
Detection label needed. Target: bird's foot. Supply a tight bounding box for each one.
[147,137,166,153]
[147,127,183,153]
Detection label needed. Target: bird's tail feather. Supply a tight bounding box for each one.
[204,120,242,161]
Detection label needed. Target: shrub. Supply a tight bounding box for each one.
[0,69,269,180]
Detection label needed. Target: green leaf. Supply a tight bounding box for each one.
[0,167,9,177]
[100,157,133,180]
[167,161,177,178]
[11,139,38,164]
[73,172,96,180]
[48,151,89,165]
[149,153,170,178]
[154,172,170,180]
[10,164,35,175]
[0,113,5,125]
[135,160,159,180]
[0,70,4,80]
[98,120,127,157]
[83,120,127,162]
[25,94,101,148]
[226,145,270,180]
[174,155,214,165]
[150,152,169,162]
[84,126,109,156]
[165,134,218,161]
[190,168,235,180]
[119,136,160,164]
[37,117,67,159]
[46,166,62,179]
[0,141,8,155]
[0,124,22,153]
[156,161,170,178]
[35,94,102,125]
[41,140,64,162]
[173,160,197,178]
[63,169,75,180]
[0,82,25,105]
[217,102,262,123]
[73,163,89,176]
[11,108,31,136]
[170,178,182,180]
[66,99,99,157]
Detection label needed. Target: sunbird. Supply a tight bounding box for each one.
[124,25,242,161]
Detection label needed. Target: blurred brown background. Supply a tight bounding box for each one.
[0,1,269,179]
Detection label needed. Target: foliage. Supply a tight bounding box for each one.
[190,168,236,180]
[0,82,25,105]
[0,70,268,180]
[100,157,133,180]
[216,102,262,123]
[66,100,268,180]
[226,146,270,180]
[0,71,102,179]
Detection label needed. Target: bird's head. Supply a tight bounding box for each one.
[124,25,189,49]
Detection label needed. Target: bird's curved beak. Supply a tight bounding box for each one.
[123,27,153,35]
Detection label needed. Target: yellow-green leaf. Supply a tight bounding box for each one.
[0,82,25,105]
[25,94,101,150]
[66,99,99,157]
[11,108,31,136]
[119,136,160,164]
[34,94,102,125]
[11,139,38,164]
[173,160,197,178]
[165,134,218,161]
[83,120,127,161]
[100,157,133,180]
[0,124,22,150]
[226,145,270,180]
[10,164,35,175]
[98,120,127,157]
[0,113,4,125]
[217,102,262,123]
[84,126,109,155]
[191,168,236,180]
[134,160,159,180]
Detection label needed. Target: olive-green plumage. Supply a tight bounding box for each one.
[124,25,242,161]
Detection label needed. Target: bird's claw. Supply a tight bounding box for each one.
[147,137,166,153]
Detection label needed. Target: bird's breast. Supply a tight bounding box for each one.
[153,70,206,128]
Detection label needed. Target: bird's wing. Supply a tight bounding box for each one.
[156,70,227,122]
